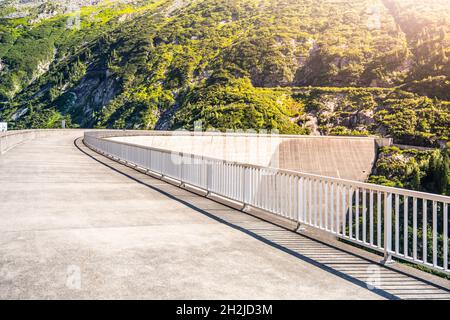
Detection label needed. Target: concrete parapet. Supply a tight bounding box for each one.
[0,129,86,155]
[104,132,386,182]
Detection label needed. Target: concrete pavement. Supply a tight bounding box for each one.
[0,133,448,299]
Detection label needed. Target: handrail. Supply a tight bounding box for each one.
[84,131,449,275]
[89,131,448,203]
[84,129,391,141]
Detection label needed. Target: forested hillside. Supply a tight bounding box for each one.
[0,0,448,142]
[0,0,449,193]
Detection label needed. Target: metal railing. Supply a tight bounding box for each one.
[84,131,450,275]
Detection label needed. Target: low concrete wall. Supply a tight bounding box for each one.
[0,129,85,154]
[104,132,392,182]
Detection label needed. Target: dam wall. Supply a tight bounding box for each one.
[108,134,392,182]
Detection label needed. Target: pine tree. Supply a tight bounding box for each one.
[426,150,449,195]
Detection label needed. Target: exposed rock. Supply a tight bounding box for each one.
[305,114,320,135]
[11,107,28,121]
[31,49,56,83]
[68,71,121,126]
[165,0,190,17]
[1,10,30,19]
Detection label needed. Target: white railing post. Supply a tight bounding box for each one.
[383,192,394,264]
[180,152,184,186]
[444,203,448,272]
[242,166,249,207]
[206,159,212,194]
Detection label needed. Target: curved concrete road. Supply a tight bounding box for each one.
[0,133,449,299]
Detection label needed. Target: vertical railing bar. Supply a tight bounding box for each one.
[285,175,290,219]
[229,163,232,198]
[319,180,323,228]
[432,201,437,268]
[232,164,236,199]
[261,169,266,209]
[286,175,290,219]
[296,176,300,222]
[330,183,334,233]
[349,187,353,239]
[404,196,408,258]
[250,168,255,206]
[298,176,302,222]
[336,184,340,235]
[282,174,287,217]
[342,187,346,238]
[270,171,274,213]
[384,192,393,259]
[252,168,256,207]
[277,173,281,215]
[314,180,318,227]
[274,173,278,214]
[423,199,428,264]
[363,189,366,244]
[395,194,400,255]
[377,191,382,248]
[303,177,308,225]
[290,175,293,220]
[300,177,304,224]
[268,172,273,213]
[256,169,261,208]
[309,179,313,225]
[242,166,247,205]
[413,197,418,261]
[298,177,302,223]
[325,182,329,231]
[231,164,234,199]
[293,176,297,221]
[254,168,258,207]
[275,173,279,214]
[444,203,448,271]
[290,175,294,220]
[370,190,374,246]
[356,188,359,241]
[260,169,264,210]
[220,162,224,196]
[265,170,269,211]
[266,170,270,211]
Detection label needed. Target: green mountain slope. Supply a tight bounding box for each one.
[0,0,448,145]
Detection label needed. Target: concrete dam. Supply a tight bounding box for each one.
[1,130,449,299]
[108,133,392,182]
